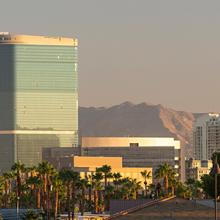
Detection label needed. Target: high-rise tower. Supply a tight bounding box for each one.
[0,33,78,172]
[194,113,220,160]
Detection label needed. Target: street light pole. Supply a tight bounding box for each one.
[211,155,220,220]
[215,173,218,220]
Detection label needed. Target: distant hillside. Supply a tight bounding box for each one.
[79,102,203,158]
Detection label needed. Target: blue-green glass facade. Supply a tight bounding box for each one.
[0,43,78,171]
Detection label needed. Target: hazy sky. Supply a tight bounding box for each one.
[0,0,220,112]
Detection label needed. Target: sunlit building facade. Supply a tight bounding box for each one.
[43,155,152,188]
[43,137,185,182]
[185,158,212,181]
[81,137,184,181]
[0,33,78,171]
[194,113,220,160]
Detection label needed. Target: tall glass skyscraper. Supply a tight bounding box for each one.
[0,33,78,172]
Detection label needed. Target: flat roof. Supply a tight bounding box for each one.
[82,137,180,149]
[0,32,78,46]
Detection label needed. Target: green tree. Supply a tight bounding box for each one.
[140,170,151,197]
[168,169,177,196]
[11,162,25,208]
[92,172,103,213]
[155,163,173,195]
[52,174,63,220]
[22,210,40,220]
[96,165,112,191]
[59,169,79,220]
[96,165,112,211]
[112,172,122,199]
[176,182,192,199]
[200,153,220,198]
[37,161,55,218]
[2,171,14,208]
[77,178,88,216]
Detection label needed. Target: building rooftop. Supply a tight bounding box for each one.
[82,137,180,149]
[0,32,78,46]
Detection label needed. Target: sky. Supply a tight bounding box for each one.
[0,0,220,112]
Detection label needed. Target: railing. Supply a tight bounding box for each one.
[104,196,176,220]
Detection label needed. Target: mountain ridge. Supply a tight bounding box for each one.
[79,102,205,158]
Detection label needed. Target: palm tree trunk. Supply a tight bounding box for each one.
[37,188,41,209]
[47,183,51,220]
[94,190,98,213]
[54,190,58,220]
[104,176,107,211]
[144,182,147,197]
[171,186,174,196]
[98,190,103,213]
[80,186,85,216]
[164,176,168,196]
[4,180,8,208]
[17,171,21,208]
[88,186,92,207]
[43,174,47,211]
[71,184,75,220]
[67,185,71,220]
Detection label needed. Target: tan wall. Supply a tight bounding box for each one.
[73,156,123,168]
[82,137,180,148]
[79,167,153,187]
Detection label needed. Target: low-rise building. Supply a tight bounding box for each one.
[42,136,185,182]
[74,156,152,187]
[81,137,185,182]
[45,155,152,187]
[185,158,212,181]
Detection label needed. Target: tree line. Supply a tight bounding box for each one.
[0,161,179,219]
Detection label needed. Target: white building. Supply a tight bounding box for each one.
[194,113,220,160]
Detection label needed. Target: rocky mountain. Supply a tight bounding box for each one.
[79,102,202,158]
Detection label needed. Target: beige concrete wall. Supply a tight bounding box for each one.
[73,156,123,168]
[79,167,152,187]
[82,137,180,148]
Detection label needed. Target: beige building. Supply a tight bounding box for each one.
[43,136,184,181]
[51,155,152,187]
[185,158,212,181]
[81,137,185,182]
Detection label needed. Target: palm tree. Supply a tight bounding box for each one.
[121,177,142,199]
[70,171,79,220]
[131,179,142,199]
[59,169,72,220]
[96,165,112,191]
[2,171,14,208]
[77,178,88,216]
[168,170,177,196]
[120,177,133,199]
[112,172,122,198]
[140,170,151,197]
[105,184,114,210]
[52,174,62,220]
[11,162,25,208]
[86,174,93,210]
[26,176,42,208]
[0,176,4,208]
[21,210,40,220]
[37,161,55,217]
[155,163,173,196]
[92,172,103,213]
[96,165,112,211]
[59,169,79,220]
